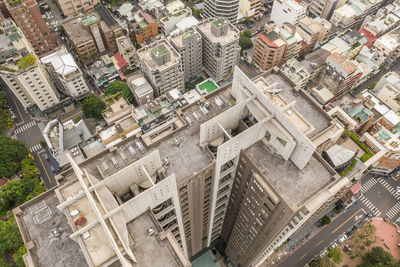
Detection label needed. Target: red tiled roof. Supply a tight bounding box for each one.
[0,178,8,187]
[359,28,376,48]
[119,72,126,80]
[114,52,127,69]
[258,33,278,48]
[351,182,361,194]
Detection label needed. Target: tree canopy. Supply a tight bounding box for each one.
[104,81,134,104]
[327,247,342,264]
[239,31,253,50]
[0,136,30,178]
[82,95,106,120]
[0,216,24,256]
[309,256,335,267]
[358,247,400,267]
[0,92,13,130]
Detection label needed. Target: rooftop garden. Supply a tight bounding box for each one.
[152,44,169,56]
[213,18,227,28]
[17,54,36,70]
[9,0,21,7]
[344,129,373,162]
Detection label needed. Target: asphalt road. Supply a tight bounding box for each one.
[237,60,261,79]
[1,85,57,189]
[278,205,367,267]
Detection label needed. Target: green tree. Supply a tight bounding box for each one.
[193,9,203,18]
[21,158,39,179]
[39,140,47,148]
[244,17,250,25]
[327,247,342,264]
[309,256,335,267]
[13,246,26,267]
[82,95,105,120]
[0,258,13,267]
[0,136,30,178]
[104,81,134,103]
[239,31,253,50]
[320,215,331,226]
[368,81,377,90]
[0,216,24,256]
[358,247,399,267]
[0,92,13,130]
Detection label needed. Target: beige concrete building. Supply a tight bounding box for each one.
[169,28,202,82]
[308,0,337,20]
[127,73,154,106]
[238,0,261,19]
[41,46,90,100]
[137,39,184,96]
[56,0,99,17]
[281,58,311,88]
[0,19,59,112]
[116,36,136,70]
[14,66,351,266]
[196,18,240,82]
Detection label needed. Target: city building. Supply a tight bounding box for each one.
[0,19,60,112]
[300,48,331,82]
[102,94,132,125]
[315,52,362,97]
[276,23,303,62]
[270,0,307,27]
[4,0,56,56]
[281,58,311,88]
[41,46,90,100]
[88,55,119,89]
[374,71,400,92]
[296,16,331,56]
[321,30,368,59]
[204,0,239,23]
[252,23,287,70]
[127,73,154,105]
[169,28,202,82]
[308,0,338,20]
[137,39,184,96]
[238,0,261,20]
[131,11,158,44]
[196,18,240,82]
[15,66,350,266]
[330,0,384,31]
[56,0,99,17]
[94,5,123,53]
[161,2,192,36]
[373,26,400,64]
[116,36,136,70]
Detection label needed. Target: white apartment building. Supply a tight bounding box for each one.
[196,18,240,82]
[238,0,261,20]
[169,28,202,82]
[204,0,239,23]
[137,39,184,96]
[160,4,192,36]
[41,46,90,100]
[270,0,308,27]
[0,19,59,112]
[56,0,100,16]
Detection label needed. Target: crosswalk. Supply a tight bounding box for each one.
[38,122,46,133]
[10,135,17,140]
[30,144,42,153]
[377,178,400,200]
[359,195,382,216]
[386,202,400,219]
[14,121,36,135]
[361,179,377,193]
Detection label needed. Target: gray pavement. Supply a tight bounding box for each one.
[237,60,261,79]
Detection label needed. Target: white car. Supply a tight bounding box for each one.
[338,235,347,244]
[396,186,400,195]
[330,243,338,249]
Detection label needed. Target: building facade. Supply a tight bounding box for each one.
[204,0,239,23]
[56,0,99,16]
[116,36,136,70]
[270,0,307,27]
[4,0,56,56]
[196,18,240,82]
[170,28,202,82]
[41,46,90,100]
[308,0,337,20]
[137,39,184,96]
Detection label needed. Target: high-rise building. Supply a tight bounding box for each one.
[204,0,239,24]
[137,39,184,96]
[238,0,261,19]
[56,0,99,17]
[270,0,307,27]
[0,19,60,111]
[308,0,337,20]
[40,46,90,100]
[296,16,331,56]
[196,18,240,82]
[4,0,56,56]
[116,36,136,70]
[15,65,350,267]
[252,23,287,70]
[169,28,202,82]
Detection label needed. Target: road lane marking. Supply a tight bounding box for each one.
[332,208,363,234]
[239,63,249,73]
[13,98,24,123]
[61,110,83,123]
[37,151,50,185]
[299,253,307,260]
[316,240,324,246]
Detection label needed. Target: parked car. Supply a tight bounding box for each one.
[247,24,253,29]
[338,234,347,244]
[396,186,400,195]
[320,249,328,257]
[330,243,338,249]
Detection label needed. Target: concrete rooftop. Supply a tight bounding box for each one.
[245,140,333,208]
[196,19,239,46]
